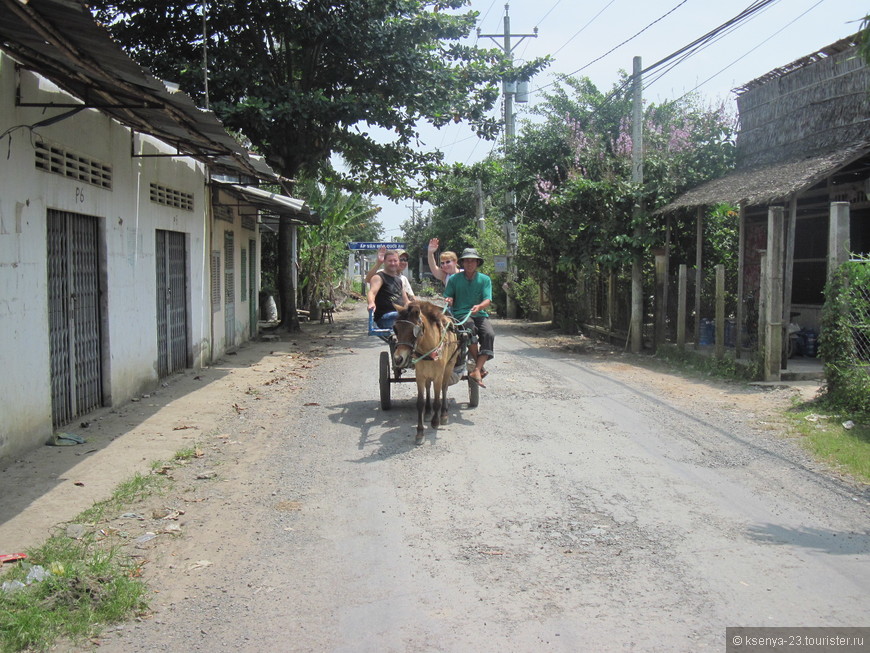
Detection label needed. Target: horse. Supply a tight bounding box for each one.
[392,300,460,445]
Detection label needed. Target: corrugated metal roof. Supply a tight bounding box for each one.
[213,181,319,226]
[0,0,269,181]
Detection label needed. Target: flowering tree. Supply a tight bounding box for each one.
[510,75,736,326]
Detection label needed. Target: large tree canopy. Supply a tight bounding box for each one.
[90,0,546,329]
[89,0,544,196]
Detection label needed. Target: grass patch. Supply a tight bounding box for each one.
[0,447,193,652]
[786,402,870,483]
[653,344,758,382]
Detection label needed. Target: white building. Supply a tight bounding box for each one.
[0,2,315,462]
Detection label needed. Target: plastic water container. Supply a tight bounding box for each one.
[724,318,736,347]
[803,330,818,357]
[699,318,714,345]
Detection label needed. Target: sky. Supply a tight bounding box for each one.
[371,0,864,239]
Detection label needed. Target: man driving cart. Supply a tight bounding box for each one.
[443,248,494,388]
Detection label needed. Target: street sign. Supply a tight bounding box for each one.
[493,255,508,273]
[348,242,407,251]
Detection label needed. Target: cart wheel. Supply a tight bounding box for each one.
[467,375,479,408]
[379,351,392,410]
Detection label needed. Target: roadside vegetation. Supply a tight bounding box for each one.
[785,401,870,484]
[0,450,195,652]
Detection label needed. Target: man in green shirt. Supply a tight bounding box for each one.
[444,248,494,388]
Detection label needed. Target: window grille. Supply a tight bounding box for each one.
[211,250,221,312]
[35,141,112,189]
[241,248,248,302]
[214,204,234,223]
[150,183,194,211]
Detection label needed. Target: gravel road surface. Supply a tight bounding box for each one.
[78,303,869,652]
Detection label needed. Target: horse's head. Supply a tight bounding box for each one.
[392,301,422,369]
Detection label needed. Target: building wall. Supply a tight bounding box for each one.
[209,187,260,357]
[736,42,870,168]
[0,54,216,461]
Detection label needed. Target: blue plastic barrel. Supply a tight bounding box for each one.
[699,318,714,345]
[803,331,818,357]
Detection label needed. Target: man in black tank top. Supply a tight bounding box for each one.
[366,250,409,329]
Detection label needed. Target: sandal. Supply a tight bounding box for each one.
[469,372,486,388]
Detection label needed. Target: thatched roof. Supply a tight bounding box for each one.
[656,143,870,213]
[658,33,870,214]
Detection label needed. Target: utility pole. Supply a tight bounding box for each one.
[630,56,644,353]
[475,179,485,233]
[479,4,537,318]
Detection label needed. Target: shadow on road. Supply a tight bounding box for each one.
[746,523,870,555]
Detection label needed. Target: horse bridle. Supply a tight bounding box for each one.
[394,317,449,363]
[392,319,421,351]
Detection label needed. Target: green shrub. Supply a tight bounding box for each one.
[820,257,870,415]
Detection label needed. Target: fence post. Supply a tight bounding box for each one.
[763,206,784,381]
[715,264,725,359]
[694,206,704,350]
[654,248,667,349]
[828,202,851,278]
[736,205,746,359]
[677,264,687,349]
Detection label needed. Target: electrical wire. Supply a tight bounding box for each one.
[636,0,783,86]
[551,0,618,57]
[535,0,692,93]
[536,0,564,28]
[665,0,827,103]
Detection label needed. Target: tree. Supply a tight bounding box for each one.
[509,76,737,327]
[88,0,547,330]
[296,180,381,319]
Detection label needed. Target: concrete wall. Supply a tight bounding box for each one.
[210,186,260,358]
[0,54,222,461]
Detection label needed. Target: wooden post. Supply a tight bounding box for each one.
[715,264,725,359]
[654,248,667,349]
[607,270,616,339]
[677,264,687,349]
[663,214,672,341]
[630,56,644,354]
[693,205,704,349]
[764,207,784,382]
[828,201,851,278]
[782,196,797,369]
[759,251,767,356]
[735,205,745,359]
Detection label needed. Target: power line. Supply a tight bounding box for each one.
[551,0,618,57]
[535,0,564,30]
[665,0,827,103]
[536,0,692,93]
[641,0,782,90]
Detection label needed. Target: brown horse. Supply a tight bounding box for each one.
[392,300,460,444]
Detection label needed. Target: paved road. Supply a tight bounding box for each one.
[100,304,869,652]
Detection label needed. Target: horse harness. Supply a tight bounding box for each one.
[393,318,453,364]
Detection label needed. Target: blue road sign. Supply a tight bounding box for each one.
[348,242,407,251]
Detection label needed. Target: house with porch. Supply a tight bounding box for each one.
[658,34,870,380]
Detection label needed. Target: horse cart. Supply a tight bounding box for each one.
[368,305,480,413]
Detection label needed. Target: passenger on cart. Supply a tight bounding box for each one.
[365,246,415,299]
[367,249,409,331]
[444,247,493,388]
